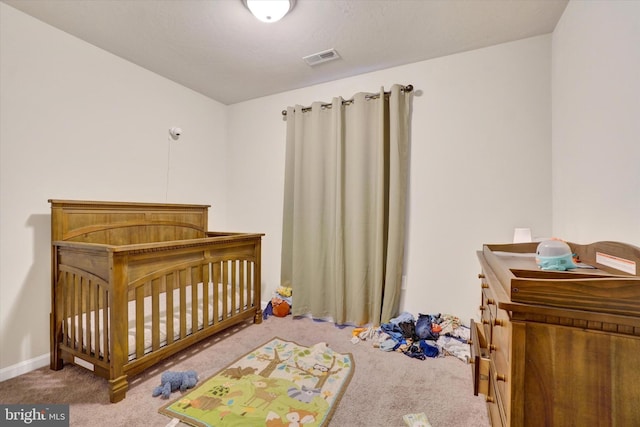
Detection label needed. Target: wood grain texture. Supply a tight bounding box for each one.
[474,241,640,426]
[50,200,264,403]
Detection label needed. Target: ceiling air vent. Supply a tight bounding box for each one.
[303,48,340,66]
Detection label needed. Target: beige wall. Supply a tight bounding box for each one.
[0,4,230,376]
[1,2,553,379]
[227,35,552,324]
[552,0,640,244]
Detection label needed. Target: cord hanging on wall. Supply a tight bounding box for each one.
[169,127,182,140]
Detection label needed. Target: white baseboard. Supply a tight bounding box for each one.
[0,353,49,383]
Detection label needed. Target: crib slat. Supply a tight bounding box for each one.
[77,277,83,353]
[213,262,220,323]
[190,266,198,333]
[84,277,92,356]
[102,287,109,361]
[152,278,160,351]
[71,274,78,351]
[202,264,210,327]
[241,261,246,311]
[222,261,229,320]
[166,274,174,345]
[236,262,241,312]
[136,286,144,359]
[67,274,73,350]
[250,262,255,308]
[239,261,245,313]
[249,261,254,308]
[93,282,100,358]
[179,269,187,339]
[60,271,69,348]
[231,260,237,315]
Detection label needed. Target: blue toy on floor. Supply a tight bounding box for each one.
[152,370,198,399]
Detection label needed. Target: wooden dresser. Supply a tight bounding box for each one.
[471,241,640,427]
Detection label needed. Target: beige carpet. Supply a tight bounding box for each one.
[0,316,490,427]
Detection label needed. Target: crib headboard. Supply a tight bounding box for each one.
[49,199,210,245]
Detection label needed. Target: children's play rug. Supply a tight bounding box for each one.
[159,337,354,427]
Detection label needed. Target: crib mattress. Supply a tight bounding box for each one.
[68,283,250,360]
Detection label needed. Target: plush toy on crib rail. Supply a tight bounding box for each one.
[152,370,198,399]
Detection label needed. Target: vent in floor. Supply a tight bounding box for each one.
[303,48,341,66]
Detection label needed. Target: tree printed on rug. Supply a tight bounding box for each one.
[159,337,354,427]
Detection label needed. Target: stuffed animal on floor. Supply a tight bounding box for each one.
[271,297,291,317]
[152,370,198,399]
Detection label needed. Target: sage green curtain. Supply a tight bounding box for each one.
[281,84,411,325]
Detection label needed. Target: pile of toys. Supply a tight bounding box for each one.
[263,286,293,319]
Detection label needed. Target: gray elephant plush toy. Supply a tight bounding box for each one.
[152,370,198,399]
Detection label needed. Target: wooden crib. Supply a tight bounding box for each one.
[49,199,264,402]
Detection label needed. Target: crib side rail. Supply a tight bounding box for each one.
[121,236,263,374]
[50,244,115,378]
[118,235,263,376]
[51,234,263,402]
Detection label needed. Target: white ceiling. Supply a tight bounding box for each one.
[2,0,569,105]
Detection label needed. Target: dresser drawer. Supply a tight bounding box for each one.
[480,282,497,343]
[487,388,503,427]
[470,319,490,396]
[490,307,511,414]
[478,262,510,426]
[489,360,507,427]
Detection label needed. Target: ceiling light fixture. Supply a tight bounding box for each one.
[243,0,295,23]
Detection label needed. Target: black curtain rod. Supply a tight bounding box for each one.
[281,84,413,116]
